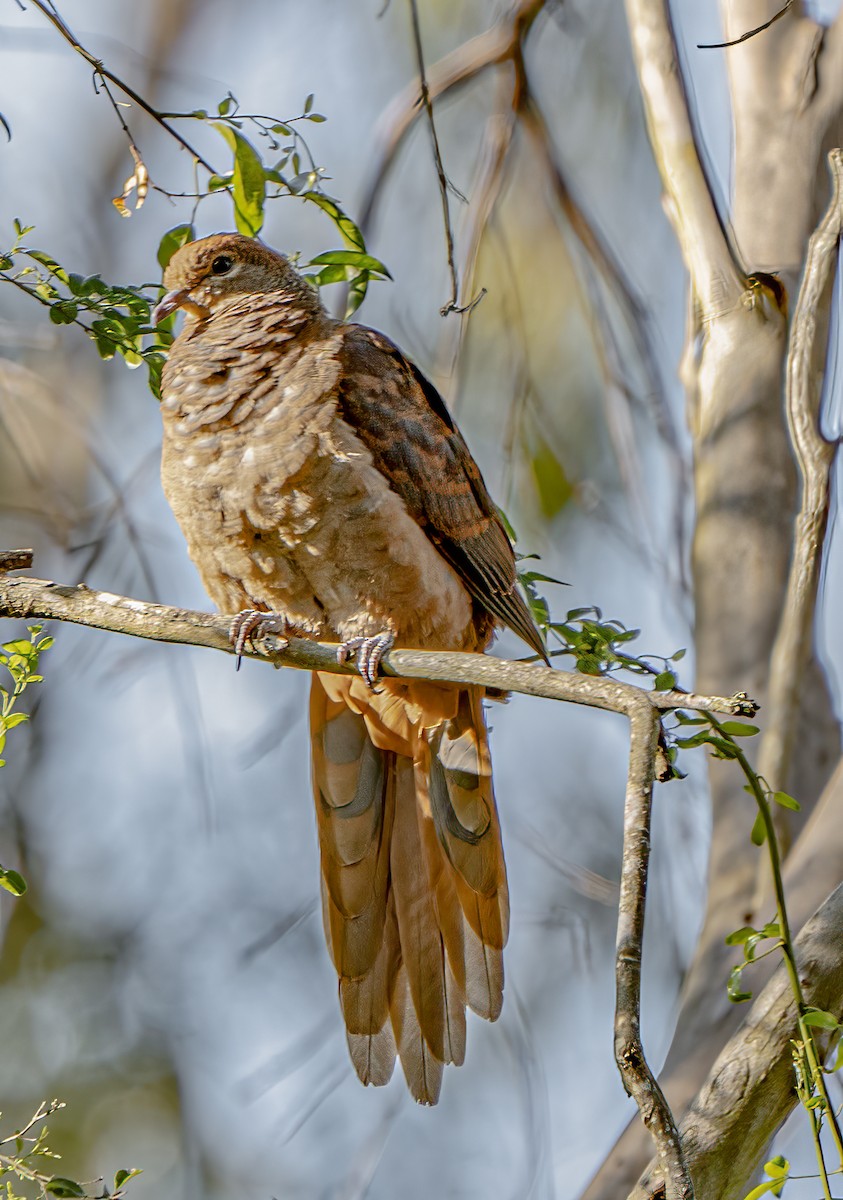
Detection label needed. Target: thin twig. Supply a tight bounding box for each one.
[436,69,518,403]
[359,1,677,473]
[520,86,681,454]
[407,0,478,315]
[615,704,695,1200]
[27,0,216,174]
[756,150,843,815]
[360,0,546,233]
[697,1,794,50]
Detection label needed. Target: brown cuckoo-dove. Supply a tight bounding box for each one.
[154,232,547,1104]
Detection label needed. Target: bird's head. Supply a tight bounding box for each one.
[153,233,317,325]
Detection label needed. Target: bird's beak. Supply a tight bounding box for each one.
[152,287,190,326]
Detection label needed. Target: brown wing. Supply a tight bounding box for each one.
[336,325,547,661]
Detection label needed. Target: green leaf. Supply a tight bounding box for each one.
[675,731,712,749]
[742,1177,788,1200]
[707,736,738,759]
[518,571,566,587]
[719,722,760,737]
[0,868,26,896]
[610,627,641,644]
[2,639,36,656]
[742,1155,789,1200]
[217,92,236,116]
[743,933,769,962]
[114,1168,142,1190]
[727,965,752,1003]
[157,224,195,269]
[215,125,266,236]
[801,1007,839,1030]
[304,92,314,113]
[763,1156,789,1181]
[674,711,707,725]
[45,1178,85,1197]
[307,112,327,122]
[653,671,676,691]
[311,263,351,288]
[529,431,573,520]
[772,790,801,812]
[143,351,166,399]
[26,249,69,283]
[496,507,518,542]
[346,272,371,317]
[49,301,78,325]
[750,812,767,845]
[725,925,757,946]
[670,647,686,661]
[304,193,365,250]
[288,171,317,195]
[308,249,392,278]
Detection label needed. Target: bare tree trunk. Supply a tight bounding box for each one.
[582,4,843,1196]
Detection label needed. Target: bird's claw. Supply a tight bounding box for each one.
[337,632,395,689]
[229,610,290,670]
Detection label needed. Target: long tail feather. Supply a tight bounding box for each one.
[310,673,508,1102]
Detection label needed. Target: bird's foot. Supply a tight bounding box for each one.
[337,632,395,689]
[230,610,291,670]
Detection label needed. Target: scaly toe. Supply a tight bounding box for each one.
[229,610,290,669]
[338,632,395,689]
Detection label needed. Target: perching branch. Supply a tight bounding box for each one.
[0,556,756,1188]
[0,561,747,718]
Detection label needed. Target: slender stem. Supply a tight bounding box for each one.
[709,714,843,1171]
[27,0,217,174]
[697,0,794,50]
[407,0,477,315]
[808,1104,834,1200]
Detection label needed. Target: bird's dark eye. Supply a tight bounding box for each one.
[211,255,233,275]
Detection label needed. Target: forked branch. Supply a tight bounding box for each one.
[1,559,756,1191]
